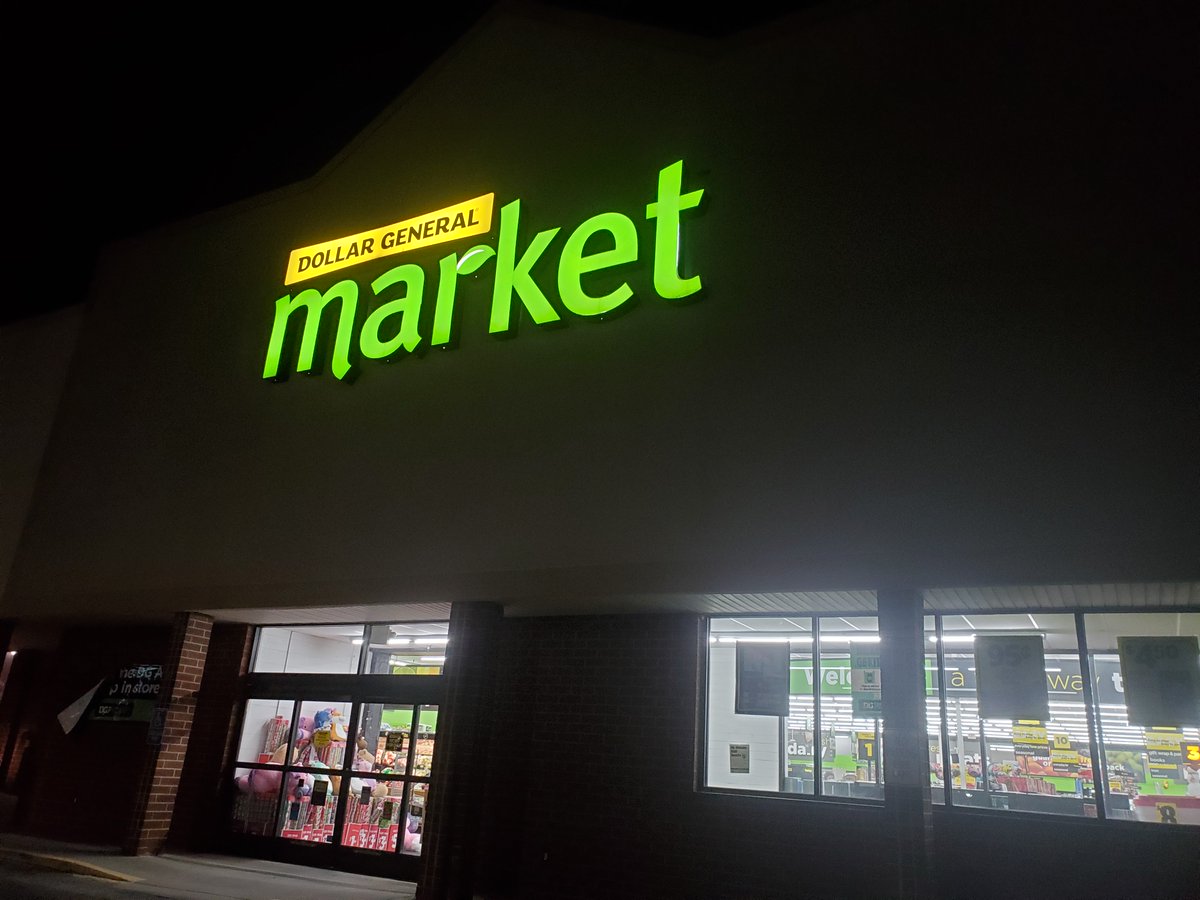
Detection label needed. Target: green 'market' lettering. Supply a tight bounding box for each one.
[263,161,705,382]
[489,199,561,334]
[432,246,497,347]
[557,211,638,316]
[646,159,704,299]
[360,264,425,359]
[262,280,358,380]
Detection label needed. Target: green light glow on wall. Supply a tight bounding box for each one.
[263,160,705,382]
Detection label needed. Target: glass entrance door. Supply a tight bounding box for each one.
[227,622,448,880]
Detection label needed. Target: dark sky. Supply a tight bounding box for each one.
[4,2,796,325]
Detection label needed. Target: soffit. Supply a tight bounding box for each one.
[199,602,453,625]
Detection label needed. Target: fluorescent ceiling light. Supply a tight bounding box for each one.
[351,639,363,645]
[420,656,446,663]
[387,638,411,645]
[929,635,976,643]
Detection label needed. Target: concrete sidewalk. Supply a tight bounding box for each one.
[0,831,417,899]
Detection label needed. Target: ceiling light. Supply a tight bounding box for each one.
[420,656,446,663]
[387,638,410,645]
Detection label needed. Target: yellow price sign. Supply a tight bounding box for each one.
[1184,744,1200,763]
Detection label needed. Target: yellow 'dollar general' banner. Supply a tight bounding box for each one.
[284,193,494,285]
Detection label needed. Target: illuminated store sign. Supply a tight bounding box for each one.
[263,161,704,382]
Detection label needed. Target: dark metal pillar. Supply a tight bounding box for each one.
[417,601,502,900]
[879,588,935,900]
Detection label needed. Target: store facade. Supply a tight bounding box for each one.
[1,2,1197,898]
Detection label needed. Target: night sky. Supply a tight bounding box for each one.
[4,2,794,325]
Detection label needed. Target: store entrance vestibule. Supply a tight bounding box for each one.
[226,622,449,881]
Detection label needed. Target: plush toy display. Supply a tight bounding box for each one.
[295,716,313,745]
[348,748,378,796]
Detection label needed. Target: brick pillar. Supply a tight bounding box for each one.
[879,589,935,900]
[123,611,213,856]
[168,624,255,851]
[418,601,502,900]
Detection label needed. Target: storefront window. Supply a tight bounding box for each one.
[705,614,883,801]
[925,608,1200,824]
[341,778,406,851]
[708,603,1198,827]
[818,617,884,800]
[1083,613,1200,826]
[252,626,364,674]
[279,770,342,843]
[362,623,449,675]
[401,781,429,855]
[230,767,280,835]
[236,698,294,765]
[290,700,352,769]
[930,613,1093,816]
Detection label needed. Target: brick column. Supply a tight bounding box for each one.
[418,601,502,900]
[169,624,255,851]
[879,589,935,900]
[123,611,213,855]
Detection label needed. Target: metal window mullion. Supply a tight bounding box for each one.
[813,617,822,797]
[1075,612,1108,821]
[935,615,953,808]
[271,699,302,836]
[329,700,365,845]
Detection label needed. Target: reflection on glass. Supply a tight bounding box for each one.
[230,767,279,835]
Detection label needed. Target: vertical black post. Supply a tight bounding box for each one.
[935,615,953,808]
[879,588,934,900]
[813,618,823,797]
[1075,613,1108,821]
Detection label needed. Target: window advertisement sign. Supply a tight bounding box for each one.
[735,643,790,716]
[89,664,163,722]
[1117,636,1200,727]
[1012,721,1048,760]
[1050,733,1081,775]
[850,645,882,717]
[1144,729,1185,781]
[974,635,1050,721]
